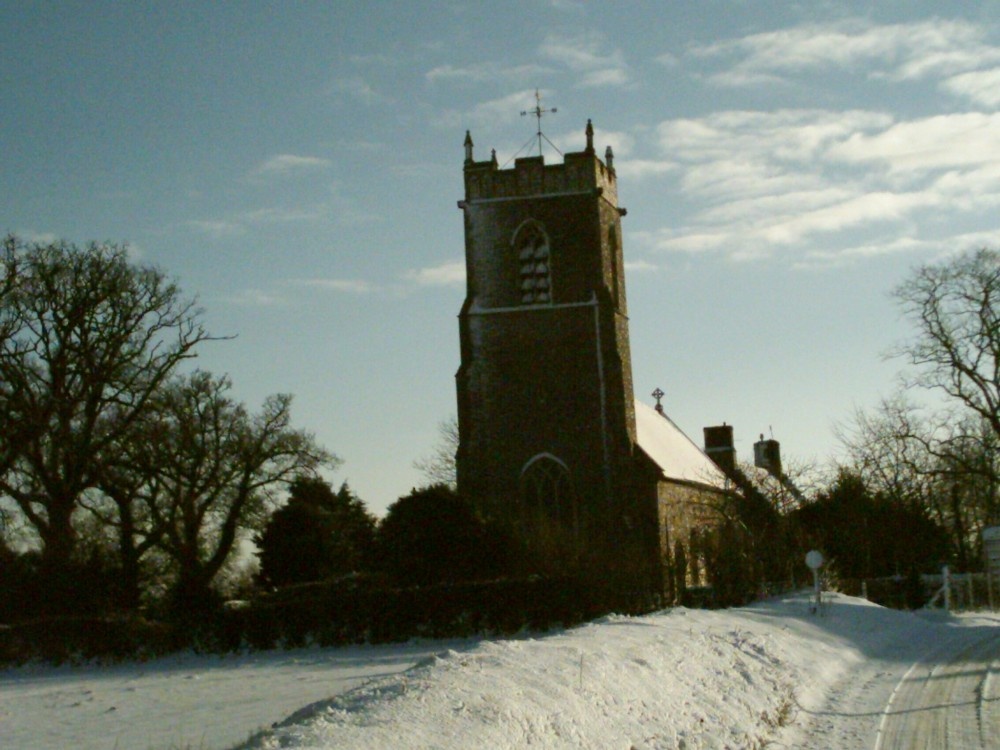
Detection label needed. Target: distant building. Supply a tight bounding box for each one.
[455,122,729,598]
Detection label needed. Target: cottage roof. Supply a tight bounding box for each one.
[634,399,730,490]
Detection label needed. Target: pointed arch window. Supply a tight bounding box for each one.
[520,454,577,533]
[514,222,552,305]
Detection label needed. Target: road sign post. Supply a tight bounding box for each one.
[806,550,824,615]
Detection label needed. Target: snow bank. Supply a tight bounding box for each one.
[237,594,861,750]
[238,593,1000,750]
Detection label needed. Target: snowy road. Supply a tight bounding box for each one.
[782,608,1000,750]
[875,630,1000,750]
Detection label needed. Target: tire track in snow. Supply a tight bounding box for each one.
[875,631,1000,750]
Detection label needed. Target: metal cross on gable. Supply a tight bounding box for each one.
[652,388,665,413]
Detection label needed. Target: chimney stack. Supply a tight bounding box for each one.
[754,434,782,477]
[703,424,736,477]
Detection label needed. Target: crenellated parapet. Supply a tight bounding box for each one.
[462,121,618,206]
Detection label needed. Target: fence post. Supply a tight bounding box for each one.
[943,565,950,612]
[984,527,1000,612]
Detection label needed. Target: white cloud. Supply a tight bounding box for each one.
[539,32,628,88]
[293,278,376,295]
[658,110,893,169]
[649,230,731,255]
[946,228,1000,251]
[438,89,544,129]
[425,62,549,84]
[696,186,856,226]
[241,207,321,224]
[694,18,1000,100]
[328,76,390,104]
[827,113,1000,175]
[641,102,1000,264]
[654,52,679,68]
[16,230,61,245]
[624,259,659,273]
[942,67,1000,107]
[187,220,244,239]
[254,154,331,176]
[759,191,937,245]
[615,159,677,180]
[580,68,628,88]
[425,63,491,83]
[405,260,466,287]
[224,288,288,307]
[548,0,586,11]
[544,126,633,160]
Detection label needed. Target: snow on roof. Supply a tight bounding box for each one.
[634,399,730,490]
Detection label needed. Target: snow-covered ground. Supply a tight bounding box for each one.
[2,592,999,749]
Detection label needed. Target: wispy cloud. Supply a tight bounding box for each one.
[615,159,677,180]
[425,62,549,84]
[17,229,61,245]
[539,32,629,88]
[942,67,1000,107]
[544,126,633,159]
[253,154,331,176]
[693,19,1000,105]
[187,219,245,239]
[548,0,586,11]
[827,113,1000,175]
[328,76,391,104]
[223,288,289,307]
[405,260,465,286]
[189,180,380,239]
[241,207,322,224]
[437,89,543,129]
[223,261,466,309]
[624,259,659,273]
[292,278,377,295]
[644,106,1000,263]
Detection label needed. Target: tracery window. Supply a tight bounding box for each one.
[515,222,552,305]
[520,454,577,533]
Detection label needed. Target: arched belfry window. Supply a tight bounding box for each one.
[520,453,577,533]
[513,221,552,305]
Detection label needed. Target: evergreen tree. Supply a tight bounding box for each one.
[375,484,509,586]
[792,469,950,579]
[256,477,375,588]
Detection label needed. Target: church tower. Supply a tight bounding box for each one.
[455,121,642,566]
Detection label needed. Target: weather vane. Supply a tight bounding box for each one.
[520,89,560,158]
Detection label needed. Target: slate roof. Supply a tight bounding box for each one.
[634,399,730,491]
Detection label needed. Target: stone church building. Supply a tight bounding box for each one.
[455,121,731,597]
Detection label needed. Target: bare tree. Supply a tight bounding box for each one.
[0,237,21,487]
[84,437,165,610]
[836,397,936,511]
[892,248,1000,445]
[837,396,999,567]
[135,371,334,610]
[413,416,458,488]
[0,237,215,582]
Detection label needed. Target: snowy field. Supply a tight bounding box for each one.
[2,592,999,749]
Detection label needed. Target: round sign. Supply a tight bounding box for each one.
[805,550,824,570]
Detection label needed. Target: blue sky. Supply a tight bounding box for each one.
[4,1,1000,514]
